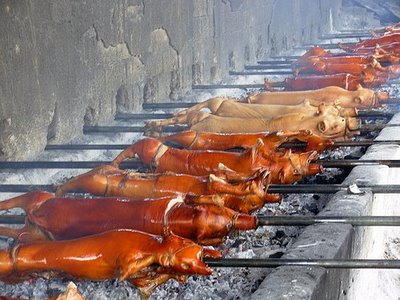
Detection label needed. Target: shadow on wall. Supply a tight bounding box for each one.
[344,0,400,24]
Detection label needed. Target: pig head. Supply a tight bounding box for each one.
[260,149,322,184]
[306,103,360,139]
[338,84,389,108]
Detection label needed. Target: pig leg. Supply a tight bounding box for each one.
[56,166,112,197]
[172,97,232,117]
[119,255,156,281]
[197,237,225,246]
[0,192,54,242]
[112,139,165,168]
[145,98,228,129]
[208,171,269,198]
[0,191,53,212]
[0,249,13,275]
[156,131,197,149]
[263,78,276,92]
[272,130,334,153]
[0,223,50,242]
[183,194,225,207]
[145,112,199,128]
[213,164,255,182]
[131,272,187,300]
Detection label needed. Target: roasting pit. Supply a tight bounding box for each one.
[0,80,398,299]
[0,90,360,300]
[1,8,400,300]
[0,139,361,299]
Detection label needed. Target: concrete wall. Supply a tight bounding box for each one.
[0,0,341,160]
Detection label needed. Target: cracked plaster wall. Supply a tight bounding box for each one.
[0,0,341,160]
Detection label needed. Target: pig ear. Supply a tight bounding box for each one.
[284,149,292,157]
[278,169,285,183]
[254,138,264,150]
[203,248,222,259]
[251,138,264,162]
[356,83,363,90]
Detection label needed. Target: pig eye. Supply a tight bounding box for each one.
[354,97,362,103]
[318,121,326,132]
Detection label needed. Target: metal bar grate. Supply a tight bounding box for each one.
[205,258,400,269]
[0,183,399,194]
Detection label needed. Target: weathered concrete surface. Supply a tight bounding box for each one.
[0,0,342,160]
[349,0,400,23]
[251,180,381,300]
[343,120,400,300]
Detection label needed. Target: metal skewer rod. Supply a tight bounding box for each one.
[257,215,400,226]
[281,140,400,149]
[45,144,132,150]
[267,184,400,194]
[245,65,400,77]
[336,29,374,33]
[0,183,399,194]
[0,213,398,228]
[82,123,396,134]
[257,59,297,64]
[270,55,301,60]
[229,70,293,76]
[192,81,400,91]
[230,69,400,78]
[140,102,399,111]
[142,102,196,109]
[294,42,356,50]
[41,140,400,151]
[0,184,56,193]
[0,215,25,224]
[0,161,145,169]
[204,258,400,269]
[192,83,266,90]
[43,140,400,151]
[0,159,400,170]
[318,159,400,168]
[116,110,394,120]
[320,32,372,39]
[115,113,173,120]
[83,125,187,133]
[115,111,394,120]
[245,64,292,70]
[350,111,394,118]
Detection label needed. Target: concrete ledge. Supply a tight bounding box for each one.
[252,121,399,299]
[387,112,400,125]
[251,223,354,300]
